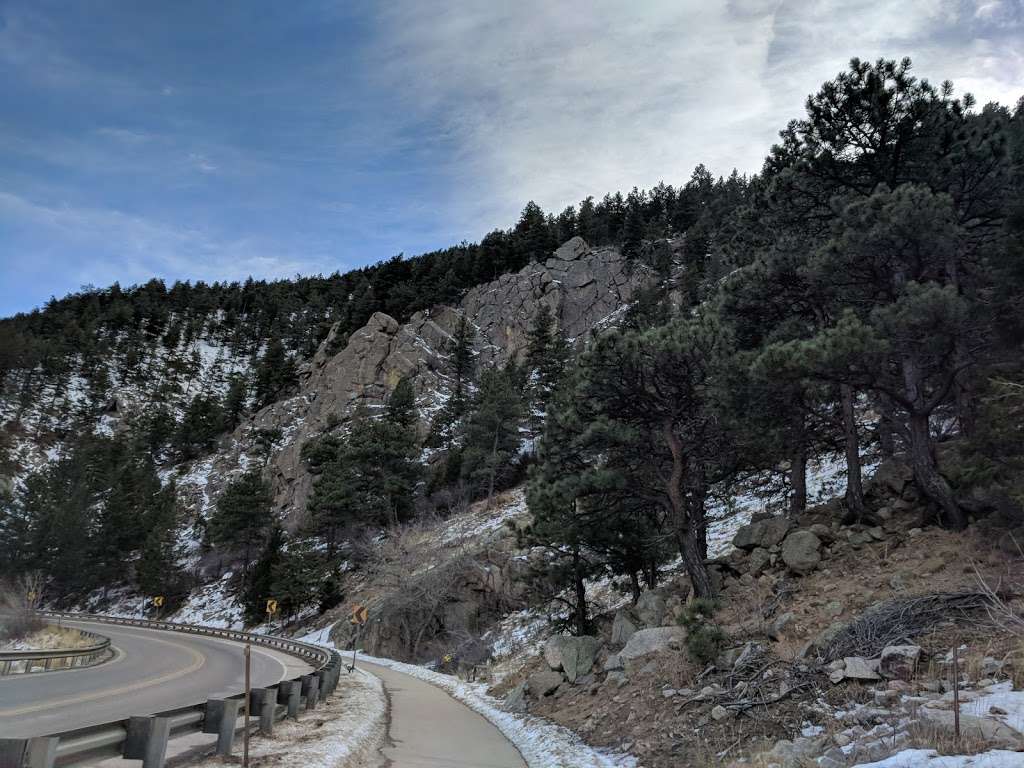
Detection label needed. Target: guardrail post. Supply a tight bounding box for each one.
[0,739,28,768]
[124,716,171,768]
[301,674,320,710]
[24,737,58,768]
[318,669,331,699]
[249,688,276,734]
[203,699,241,756]
[278,680,301,719]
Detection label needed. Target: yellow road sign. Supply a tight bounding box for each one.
[26,591,37,603]
[153,595,165,608]
[350,604,368,625]
[266,598,279,615]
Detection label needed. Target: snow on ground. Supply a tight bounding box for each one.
[440,487,530,545]
[960,681,1024,734]
[190,666,386,768]
[852,749,1024,767]
[301,625,636,768]
[170,572,245,628]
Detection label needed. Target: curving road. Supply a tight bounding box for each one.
[0,620,312,739]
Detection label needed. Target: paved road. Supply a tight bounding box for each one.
[361,661,526,768]
[0,620,311,738]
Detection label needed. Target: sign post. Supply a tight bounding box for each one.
[152,595,164,620]
[265,598,279,633]
[349,605,368,671]
[243,643,251,768]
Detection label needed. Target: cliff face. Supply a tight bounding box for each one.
[189,237,651,525]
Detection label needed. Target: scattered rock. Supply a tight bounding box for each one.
[604,670,629,688]
[504,682,527,712]
[842,656,882,681]
[747,546,771,576]
[781,530,822,574]
[611,609,639,647]
[635,590,667,628]
[603,653,624,672]
[768,611,795,640]
[879,645,921,681]
[528,670,563,697]
[710,705,731,721]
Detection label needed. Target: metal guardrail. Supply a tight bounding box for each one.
[0,627,112,676]
[0,613,344,768]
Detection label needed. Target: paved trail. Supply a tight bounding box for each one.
[361,661,526,768]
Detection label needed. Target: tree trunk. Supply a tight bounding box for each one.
[662,422,713,598]
[486,424,500,507]
[571,547,589,636]
[877,395,897,458]
[840,384,866,522]
[789,444,807,517]
[907,411,966,529]
[629,572,641,604]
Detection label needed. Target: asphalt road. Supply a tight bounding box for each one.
[361,661,526,768]
[0,620,311,738]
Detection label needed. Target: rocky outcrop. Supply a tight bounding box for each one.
[204,238,651,522]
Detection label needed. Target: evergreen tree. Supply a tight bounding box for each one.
[208,470,274,587]
[460,362,527,503]
[524,304,570,436]
[253,338,296,408]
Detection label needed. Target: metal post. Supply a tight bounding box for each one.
[243,644,251,768]
[953,645,961,744]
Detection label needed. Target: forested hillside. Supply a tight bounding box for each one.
[1,57,1023,646]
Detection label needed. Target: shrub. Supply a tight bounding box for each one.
[678,597,727,665]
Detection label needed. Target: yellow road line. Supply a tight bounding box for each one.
[0,631,205,717]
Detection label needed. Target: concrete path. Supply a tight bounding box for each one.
[361,661,526,768]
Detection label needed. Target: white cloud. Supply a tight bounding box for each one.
[372,0,1023,235]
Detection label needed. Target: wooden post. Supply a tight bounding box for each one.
[952,645,961,744]
[243,643,251,768]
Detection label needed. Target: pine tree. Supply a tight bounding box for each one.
[524,304,570,436]
[427,315,476,448]
[208,470,274,587]
[253,338,296,408]
[136,480,187,599]
[460,362,526,503]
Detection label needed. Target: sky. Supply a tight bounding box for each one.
[1,1,1021,317]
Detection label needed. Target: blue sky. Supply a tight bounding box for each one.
[1,0,1021,317]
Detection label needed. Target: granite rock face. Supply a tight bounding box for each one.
[213,238,651,523]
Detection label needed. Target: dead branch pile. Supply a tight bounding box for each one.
[821,592,994,661]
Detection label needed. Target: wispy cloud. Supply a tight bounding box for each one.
[372,0,1023,235]
[0,191,331,290]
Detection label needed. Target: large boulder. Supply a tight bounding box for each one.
[732,516,793,551]
[551,235,589,261]
[543,635,571,671]
[561,636,602,682]
[879,645,921,681]
[746,547,771,576]
[611,609,640,647]
[869,458,913,499]
[543,635,602,682]
[619,627,686,661]
[635,590,667,627]
[781,530,821,574]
